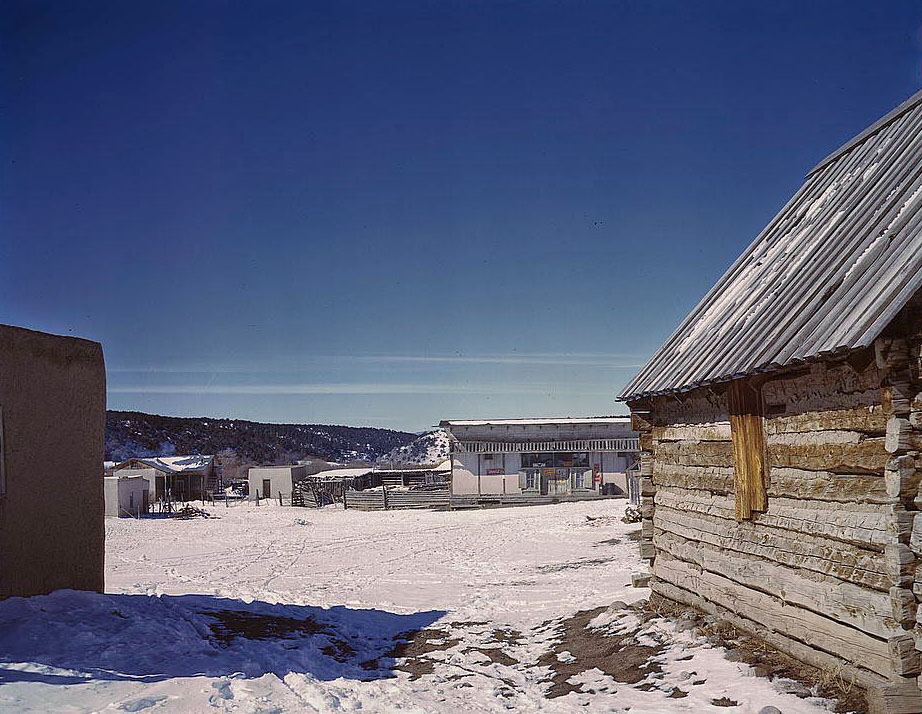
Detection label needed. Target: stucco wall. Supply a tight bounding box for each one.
[248,465,307,500]
[104,476,148,517]
[0,325,106,598]
[117,468,158,501]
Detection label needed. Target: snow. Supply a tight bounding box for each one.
[307,467,374,481]
[0,502,834,713]
[130,454,214,473]
[376,430,451,468]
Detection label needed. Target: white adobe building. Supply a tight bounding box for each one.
[247,464,308,500]
[103,474,149,517]
[440,417,639,498]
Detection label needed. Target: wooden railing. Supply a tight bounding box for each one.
[453,438,639,454]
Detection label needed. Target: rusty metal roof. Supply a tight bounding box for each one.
[619,88,922,402]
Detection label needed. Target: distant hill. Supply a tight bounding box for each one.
[375,430,451,468]
[105,411,417,468]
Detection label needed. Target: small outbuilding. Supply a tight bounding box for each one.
[0,325,106,598]
[248,464,307,501]
[619,89,922,712]
[104,475,149,517]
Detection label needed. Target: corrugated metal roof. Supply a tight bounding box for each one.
[619,88,922,402]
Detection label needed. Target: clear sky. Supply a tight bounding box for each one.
[3,1,922,431]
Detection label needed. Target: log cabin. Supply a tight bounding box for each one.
[619,89,922,713]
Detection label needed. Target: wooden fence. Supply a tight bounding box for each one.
[341,487,624,511]
[343,488,451,511]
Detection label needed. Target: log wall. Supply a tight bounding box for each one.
[630,337,922,702]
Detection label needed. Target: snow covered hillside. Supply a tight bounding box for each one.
[106,410,416,464]
[0,503,836,714]
[375,429,450,467]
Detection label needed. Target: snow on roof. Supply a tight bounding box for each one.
[249,464,304,471]
[620,88,922,401]
[439,417,631,427]
[130,455,214,473]
[307,467,374,481]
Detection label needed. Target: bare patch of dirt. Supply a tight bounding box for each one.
[537,606,664,698]
[711,696,739,707]
[491,628,523,646]
[595,537,622,547]
[379,628,461,680]
[383,624,525,679]
[203,610,325,645]
[468,647,518,666]
[626,528,642,542]
[538,557,612,573]
[647,594,869,714]
[321,638,356,662]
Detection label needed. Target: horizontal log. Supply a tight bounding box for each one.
[652,463,889,503]
[648,390,729,428]
[653,436,888,473]
[767,436,887,474]
[652,463,734,493]
[765,404,886,436]
[651,578,890,688]
[654,439,735,467]
[650,422,731,442]
[655,529,898,639]
[762,361,882,414]
[655,487,892,547]
[770,467,889,504]
[653,506,890,590]
[767,429,868,446]
[654,552,894,677]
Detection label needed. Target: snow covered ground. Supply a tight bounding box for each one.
[0,501,836,713]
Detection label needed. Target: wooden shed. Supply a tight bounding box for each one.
[619,89,922,713]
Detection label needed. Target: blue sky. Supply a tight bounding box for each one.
[3,1,921,431]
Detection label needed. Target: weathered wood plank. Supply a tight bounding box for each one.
[652,463,889,503]
[762,361,882,414]
[654,439,735,467]
[655,487,892,547]
[765,404,887,436]
[654,552,894,677]
[766,436,887,474]
[654,435,888,473]
[655,529,899,639]
[653,506,890,590]
[650,422,731,442]
[647,390,728,428]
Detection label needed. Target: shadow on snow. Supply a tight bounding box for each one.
[0,590,446,686]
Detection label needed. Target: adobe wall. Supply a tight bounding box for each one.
[0,325,106,598]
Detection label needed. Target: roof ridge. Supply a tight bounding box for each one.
[808,87,922,176]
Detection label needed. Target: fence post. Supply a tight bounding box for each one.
[382,485,388,510]
[279,491,282,506]
[343,489,348,509]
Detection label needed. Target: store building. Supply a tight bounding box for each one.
[440,417,639,498]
